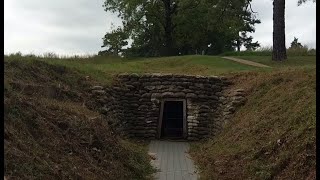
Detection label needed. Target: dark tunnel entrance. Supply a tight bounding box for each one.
[159,100,186,139]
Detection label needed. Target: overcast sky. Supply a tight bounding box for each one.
[4,0,316,55]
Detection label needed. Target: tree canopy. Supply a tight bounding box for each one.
[289,37,303,49]
[99,27,128,56]
[298,0,316,5]
[102,0,261,57]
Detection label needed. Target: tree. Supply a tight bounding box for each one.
[241,32,260,51]
[272,0,315,61]
[100,27,128,56]
[289,37,303,49]
[272,0,287,61]
[162,0,178,56]
[205,0,261,54]
[234,6,261,52]
[103,0,177,56]
[298,0,316,5]
[102,0,260,57]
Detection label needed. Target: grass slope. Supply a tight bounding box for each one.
[190,68,316,179]
[5,55,260,84]
[4,59,154,179]
[4,55,316,179]
[6,55,315,85]
[234,56,316,68]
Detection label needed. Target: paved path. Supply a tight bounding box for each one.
[148,140,199,180]
[222,56,271,68]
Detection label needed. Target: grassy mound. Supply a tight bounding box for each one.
[4,59,154,179]
[5,55,260,84]
[190,68,316,179]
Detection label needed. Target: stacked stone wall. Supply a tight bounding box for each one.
[89,73,246,140]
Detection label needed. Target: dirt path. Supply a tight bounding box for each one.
[222,56,271,68]
[148,140,199,180]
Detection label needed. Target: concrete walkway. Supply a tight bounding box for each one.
[222,56,271,68]
[148,140,199,180]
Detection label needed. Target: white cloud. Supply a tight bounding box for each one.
[4,0,122,55]
[4,0,316,55]
[250,0,316,48]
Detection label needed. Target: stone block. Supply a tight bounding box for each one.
[91,86,104,90]
[173,92,186,98]
[142,93,151,98]
[161,92,174,98]
[92,90,106,95]
[186,93,197,98]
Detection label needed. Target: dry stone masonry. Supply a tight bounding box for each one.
[90,73,246,141]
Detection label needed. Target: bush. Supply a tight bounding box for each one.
[287,45,316,56]
[220,46,272,56]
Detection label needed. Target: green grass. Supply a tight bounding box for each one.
[4,54,316,179]
[221,50,272,56]
[4,59,155,180]
[236,56,316,68]
[5,55,261,84]
[190,68,316,179]
[5,54,316,84]
[221,46,316,56]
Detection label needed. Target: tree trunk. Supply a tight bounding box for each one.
[163,0,176,56]
[272,0,287,61]
[236,39,241,52]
